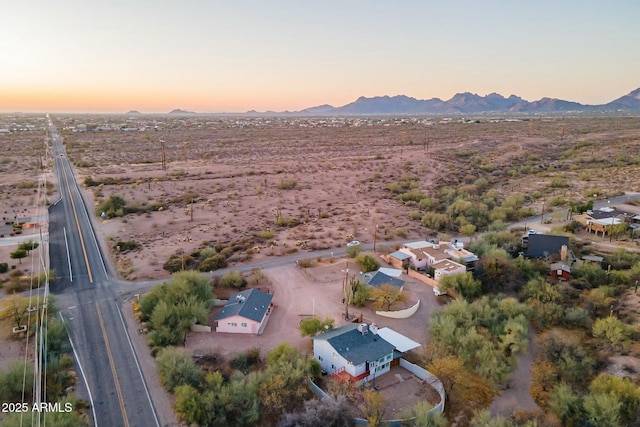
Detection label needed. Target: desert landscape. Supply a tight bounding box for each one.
[2,113,640,426]
[25,113,640,281]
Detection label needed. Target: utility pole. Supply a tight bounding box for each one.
[183,141,188,163]
[540,201,545,224]
[373,224,378,252]
[342,263,350,320]
[160,139,166,171]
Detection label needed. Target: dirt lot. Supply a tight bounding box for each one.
[184,257,442,417]
[45,114,640,282]
[187,259,440,357]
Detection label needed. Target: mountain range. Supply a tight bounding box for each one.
[294,88,640,115]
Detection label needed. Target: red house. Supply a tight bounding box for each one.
[550,262,571,281]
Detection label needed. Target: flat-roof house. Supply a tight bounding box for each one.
[215,288,273,335]
[387,251,411,270]
[399,241,479,271]
[432,259,467,282]
[312,323,419,383]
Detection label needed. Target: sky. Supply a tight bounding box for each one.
[2,0,639,113]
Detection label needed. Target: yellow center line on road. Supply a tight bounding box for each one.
[96,302,130,427]
[61,161,93,283]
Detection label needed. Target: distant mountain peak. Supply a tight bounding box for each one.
[168,109,196,115]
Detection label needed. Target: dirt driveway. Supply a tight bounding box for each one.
[186,258,441,360]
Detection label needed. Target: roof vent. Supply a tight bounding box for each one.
[357,323,368,335]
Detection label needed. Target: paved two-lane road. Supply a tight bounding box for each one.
[47,117,159,427]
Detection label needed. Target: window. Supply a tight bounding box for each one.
[318,356,323,361]
[386,354,392,360]
[228,322,237,327]
[241,322,247,327]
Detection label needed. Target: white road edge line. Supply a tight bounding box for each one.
[73,181,109,279]
[115,302,161,427]
[59,312,98,427]
[64,227,73,282]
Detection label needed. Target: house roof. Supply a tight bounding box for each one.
[587,208,633,220]
[526,234,570,258]
[432,259,465,271]
[378,267,403,278]
[376,327,421,352]
[313,323,395,366]
[550,262,571,273]
[389,250,411,261]
[403,240,433,250]
[359,271,405,289]
[216,288,273,323]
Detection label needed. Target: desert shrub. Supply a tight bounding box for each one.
[156,347,203,392]
[198,254,227,272]
[563,307,592,329]
[274,213,299,227]
[399,189,427,203]
[409,210,421,221]
[256,229,275,240]
[218,270,247,289]
[354,253,380,273]
[277,177,298,190]
[548,196,567,206]
[421,212,449,231]
[84,176,98,186]
[0,263,8,273]
[114,240,140,252]
[198,247,217,260]
[550,176,569,188]
[604,248,638,270]
[297,258,316,268]
[163,253,196,273]
[96,194,128,218]
[345,244,362,258]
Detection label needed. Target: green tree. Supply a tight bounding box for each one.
[439,272,482,299]
[592,316,631,352]
[18,240,39,254]
[141,271,213,347]
[346,243,363,258]
[361,389,386,427]
[583,392,622,427]
[428,355,497,420]
[219,270,247,289]
[354,253,380,273]
[299,316,334,337]
[156,347,203,392]
[588,374,640,425]
[9,248,26,264]
[352,281,371,307]
[410,401,447,427]
[549,382,583,427]
[0,361,34,403]
[370,284,407,311]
